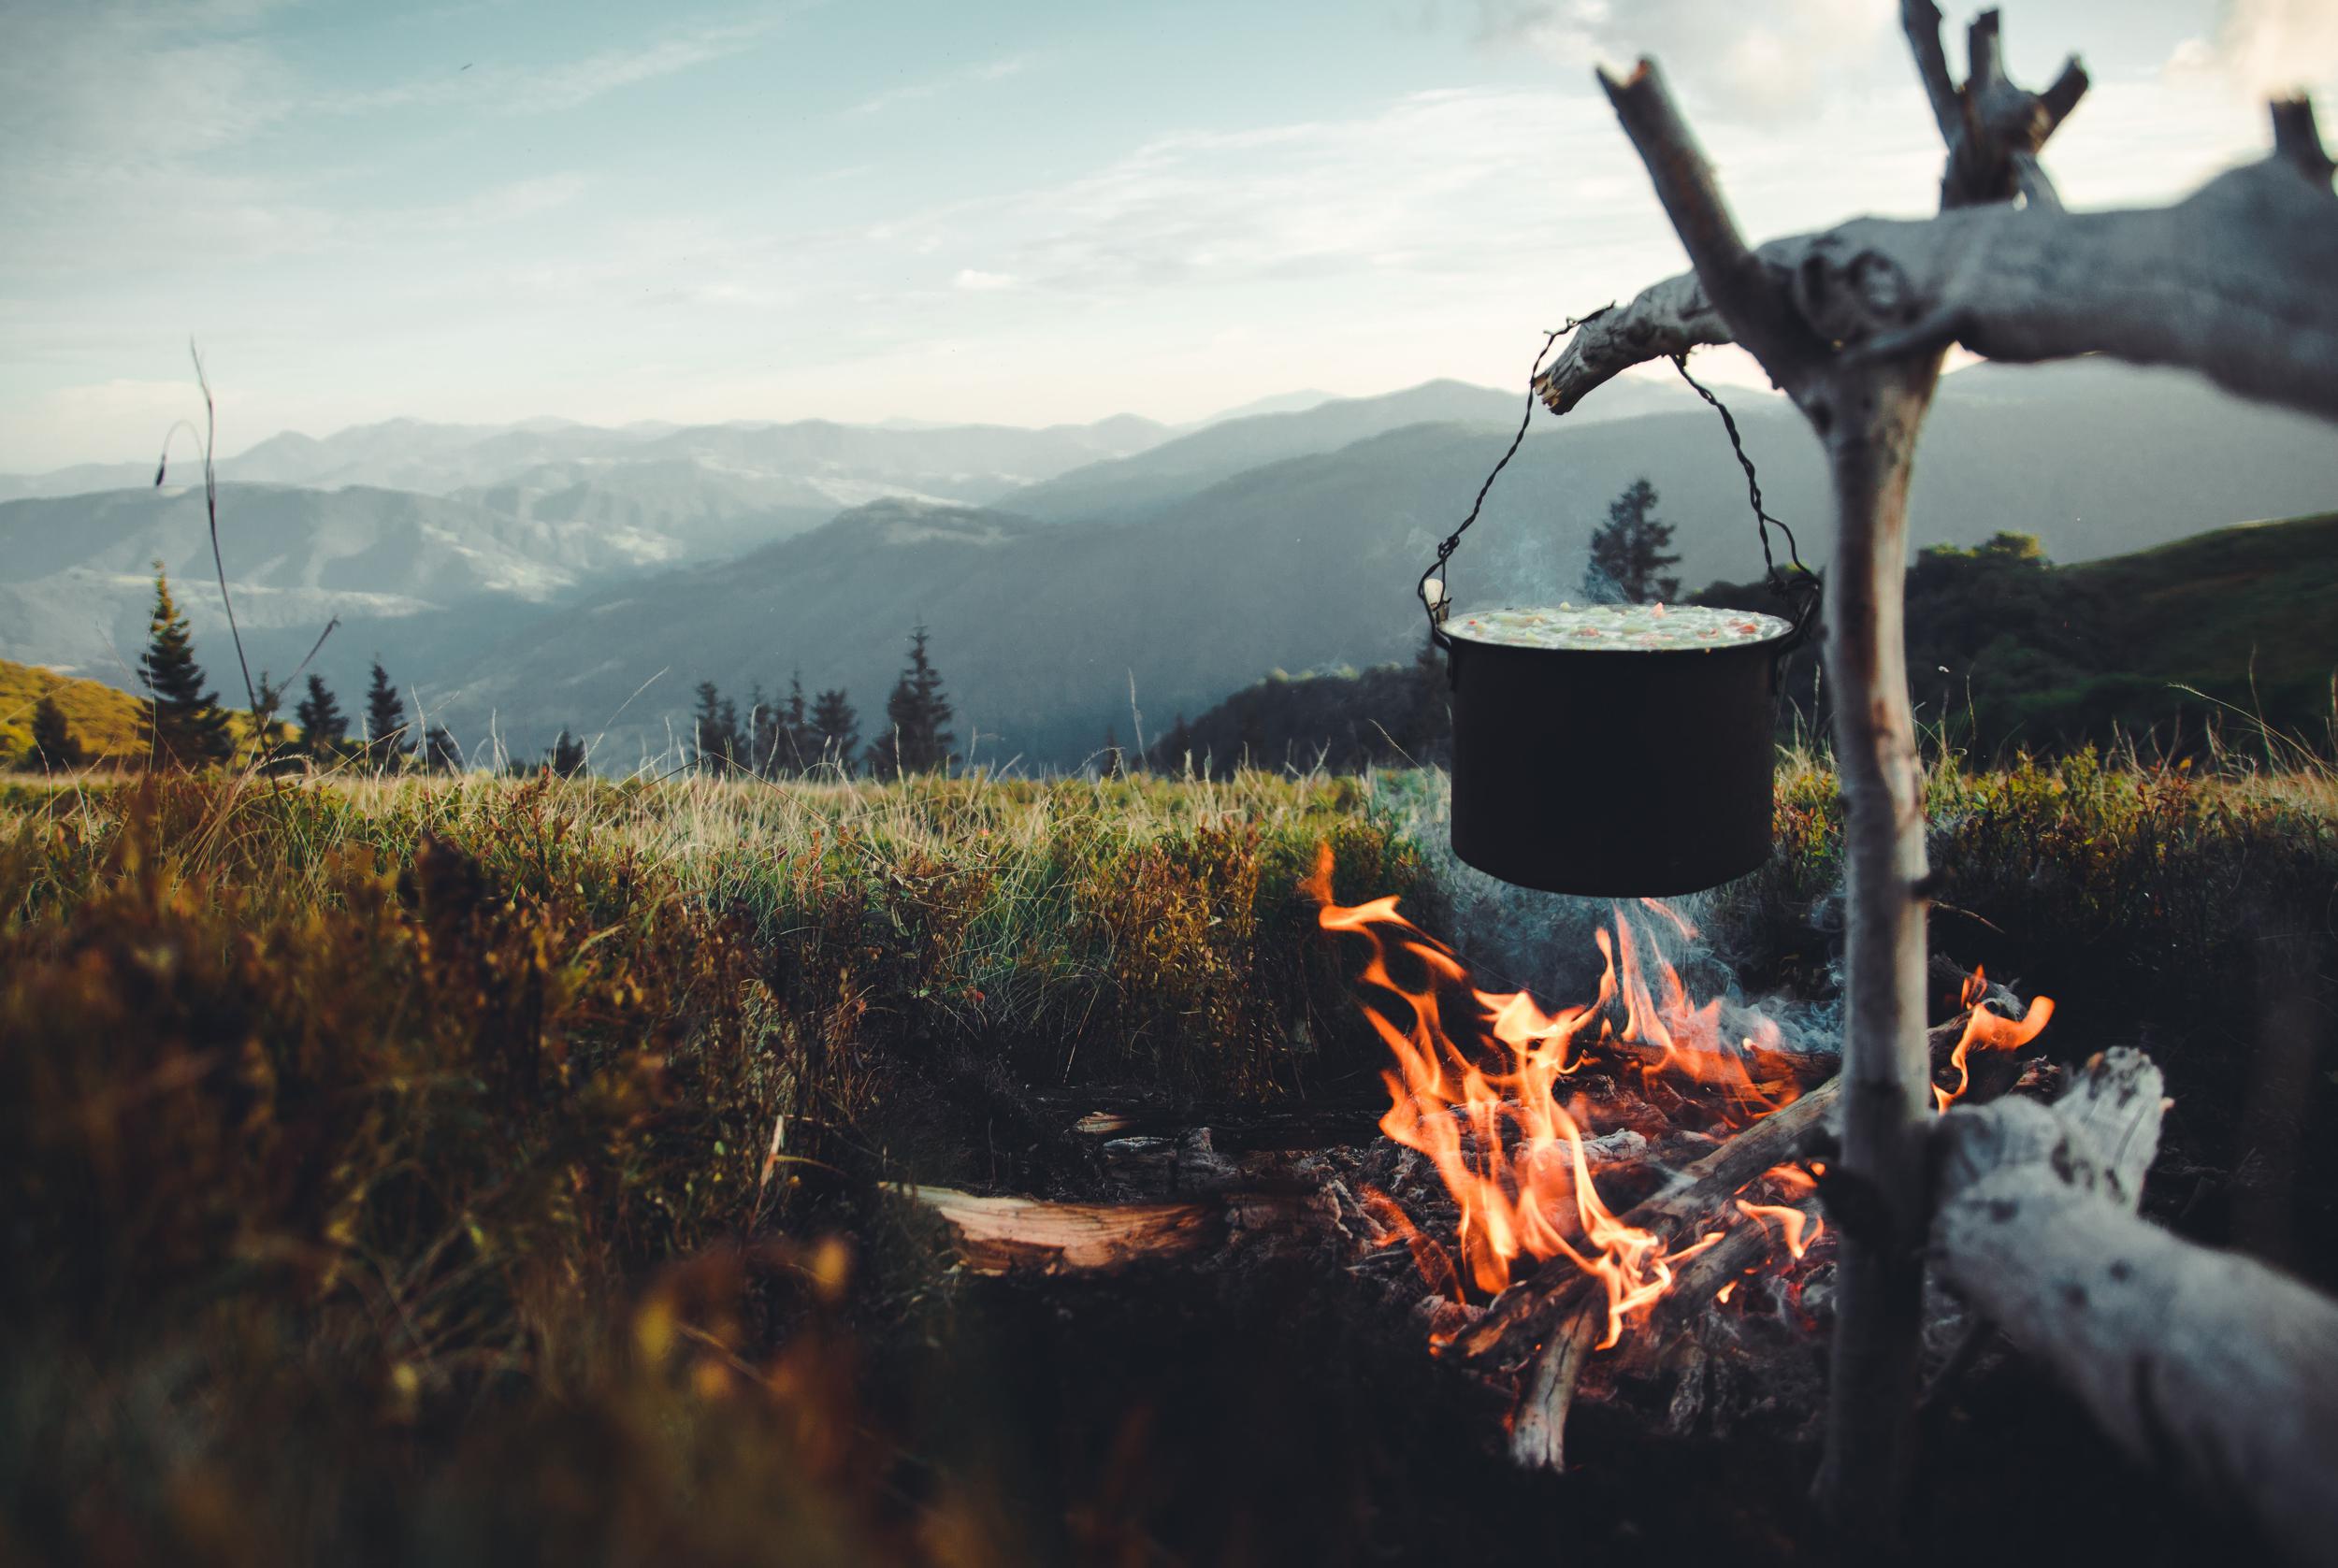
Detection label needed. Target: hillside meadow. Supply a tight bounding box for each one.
[3,755,2333,1563]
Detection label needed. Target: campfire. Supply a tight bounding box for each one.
[910,846,2070,1474]
[1300,844,1831,1354]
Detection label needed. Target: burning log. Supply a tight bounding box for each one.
[1930,1049,2338,1566]
[1485,981,2051,1472]
[1467,1075,1842,1469]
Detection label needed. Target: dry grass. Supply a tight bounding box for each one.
[2,756,2331,1564]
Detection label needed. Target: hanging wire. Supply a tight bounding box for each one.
[1669,352,1824,647]
[1417,308,1608,646]
[1418,315,1823,652]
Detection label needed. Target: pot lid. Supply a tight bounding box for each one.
[1442,602,1793,653]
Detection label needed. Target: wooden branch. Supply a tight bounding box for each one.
[1932,1050,2338,1566]
[1508,1299,1606,1471]
[2038,58,2089,127]
[901,1186,1317,1274]
[1966,11,2006,92]
[1502,1010,2017,1471]
[1540,134,2338,424]
[2273,96,2336,184]
[1806,355,1941,1539]
[1595,60,1827,391]
[1901,0,1963,151]
[1453,1077,1842,1370]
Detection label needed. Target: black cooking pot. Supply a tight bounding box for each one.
[1440,604,1795,898]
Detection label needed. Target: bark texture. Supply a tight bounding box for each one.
[1537,125,2338,423]
[1933,1050,2338,1566]
[1551,17,2338,1543]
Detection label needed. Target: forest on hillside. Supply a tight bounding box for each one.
[1152,493,2338,779]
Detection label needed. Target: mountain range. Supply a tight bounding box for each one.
[4,359,2334,771]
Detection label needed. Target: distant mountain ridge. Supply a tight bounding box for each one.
[0,410,1174,504]
[6,360,2333,773]
[426,359,2338,770]
[1003,374,1705,525]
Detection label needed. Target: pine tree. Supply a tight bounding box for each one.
[547,728,588,778]
[1582,477,1681,604]
[423,725,463,774]
[778,672,812,778]
[1160,712,1194,776]
[1407,631,1451,765]
[250,670,296,770]
[363,659,411,771]
[295,674,350,765]
[1100,725,1124,778]
[809,688,859,778]
[137,564,233,767]
[26,697,85,770]
[690,681,742,774]
[745,682,774,776]
[868,626,956,780]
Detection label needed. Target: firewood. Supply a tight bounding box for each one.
[900,1185,1319,1274]
[1488,1077,1843,1467]
[1453,1076,1841,1362]
[1931,1049,2338,1566]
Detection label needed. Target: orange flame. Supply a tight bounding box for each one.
[1736,1200,1825,1260]
[1935,964,2057,1111]
[1304,845,1816,1351]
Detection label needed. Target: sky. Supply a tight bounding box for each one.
[3,0,2333,470]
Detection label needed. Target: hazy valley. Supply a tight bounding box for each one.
[7,358,2337,770]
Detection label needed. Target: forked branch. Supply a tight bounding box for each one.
[1539,105,2338,425]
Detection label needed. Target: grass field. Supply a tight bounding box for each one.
[3,757,2333,1563]
[0,659,149,766]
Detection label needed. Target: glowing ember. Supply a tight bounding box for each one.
[1302,845,1827,1353]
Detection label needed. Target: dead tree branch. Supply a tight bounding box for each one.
[1932,1051,2338,1566]
[1541,122,2338,424]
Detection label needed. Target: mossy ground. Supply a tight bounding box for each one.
[3,758,2331,1564]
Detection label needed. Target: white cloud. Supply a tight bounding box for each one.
[1473,0,1897,120]
[2165,0,2338,99]
[847,53,1035,116]
[338,16,787,117]
[952,269,1017,291]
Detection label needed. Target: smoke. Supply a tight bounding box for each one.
[1372,771,1844,1055]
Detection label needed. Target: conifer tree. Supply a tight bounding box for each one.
[137,564,233,767]
[295,674,350,765]
[547,728,587,778]
[690,681,743,773]
[868,626,955,779]
[362,659,412,771]
[778,672,812,778]
[1159,712,1194,776]
[1101,725,1124,778]
[423,725,463,774]
[1582,477,1681,604]
[745,681,774,775]
[810,688,859,778]
[250,670,296,770]
[26,697,84,770]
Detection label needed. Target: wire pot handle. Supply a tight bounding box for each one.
[1417,309,1607,651]
[1418,314,1824,660]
